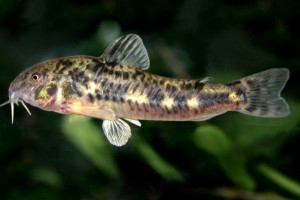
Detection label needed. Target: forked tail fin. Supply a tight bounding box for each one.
[237,68,290,118]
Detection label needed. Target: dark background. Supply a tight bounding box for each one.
[0,0,299,199]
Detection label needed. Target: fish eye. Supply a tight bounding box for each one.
[31,73,40,81]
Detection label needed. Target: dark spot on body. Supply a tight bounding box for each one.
[133,83,140,93]
[55,62,60,71]
[135,101,142,111]
[135,70,143,76]
[159,79,165,85]
[128,100,134,110]
[104,95,109,101]
[171,86,177,93]
[194,81,204,91]
[144,82,149,89]
[225,80,241,86]
[96,93,102,100]
[112,96,117,102]
[174,95,188,110]
[68,70,74,76]
[108,69,114,75]
[120,97,125,103]
[61,60,73,68]
[123,72,129,79]
[101,78,108,87]
[58,66,68,74]
[109,82,114,89]
[92,58,100,63]
[115,71,121,78]
[71,82,82,97]
[148,88,164,107]
[88,93,94,103]
[186,83,192,90]
[152,79,158,86]
[122,83,131,93]
[142,103,149,112]
[115,84,122,92]
[140,73,145,81]
[166,84,171,92]
[132,73,137,80]
[47,84,57,96]
[194,109,199,115]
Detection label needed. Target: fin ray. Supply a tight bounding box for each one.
[102,118,131,146]
[238,68,290,118]
[100,34,150,70]
[124,118,141,127]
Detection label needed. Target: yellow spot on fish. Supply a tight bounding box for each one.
[229,92,241,102]
[187,97,199,108]
[56,87,63,103]
[88,82,97,93]
[162,97,174,109]
[126,93,148,104]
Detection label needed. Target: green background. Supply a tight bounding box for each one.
[0,0,299,199]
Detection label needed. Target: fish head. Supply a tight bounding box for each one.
[1,60,60,123]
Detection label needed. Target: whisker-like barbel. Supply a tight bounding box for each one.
[1,98,31,124]
[0,100,14,124]
[0,100,10,107]
[11,101,14,124]
[20,99,32,116]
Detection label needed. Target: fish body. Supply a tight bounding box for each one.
[1,34,290,146]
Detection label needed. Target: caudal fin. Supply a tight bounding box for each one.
[238,68,290,118]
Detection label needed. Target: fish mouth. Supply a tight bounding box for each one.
[0,93,32,124]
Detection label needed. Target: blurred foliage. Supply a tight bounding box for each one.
[0,0,300,199]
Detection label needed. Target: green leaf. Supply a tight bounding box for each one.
[61,115,120,179]
[257,163,300,197]
[193,125,233,157]
[133,137,184,182]
[30,168,62,189]
[219,155,256,190]
[193,125,256,189]
[218,99,300,152]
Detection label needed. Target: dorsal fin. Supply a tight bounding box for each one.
[100,34,150,70]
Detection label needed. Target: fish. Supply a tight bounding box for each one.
[0,34,291,146]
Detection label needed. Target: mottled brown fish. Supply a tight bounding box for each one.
[0,34,290,146]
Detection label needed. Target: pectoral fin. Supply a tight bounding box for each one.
[60,103,115,120]
[102,118,132,146]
